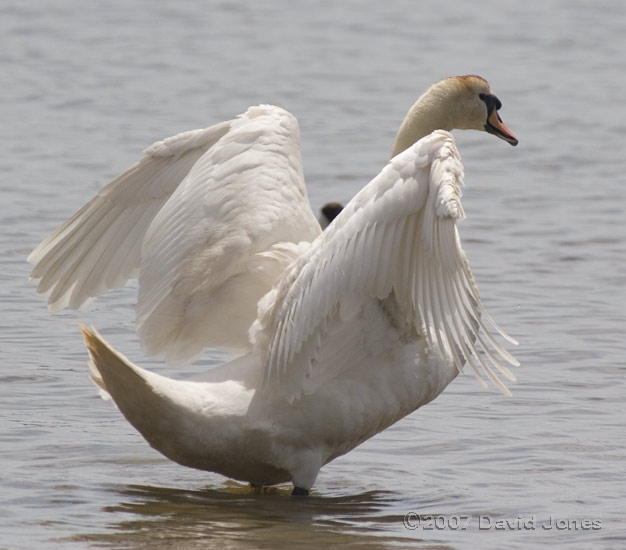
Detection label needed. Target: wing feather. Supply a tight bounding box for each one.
[29,106,321,363]
[135,106,321,363]
[253,130,517,401]
[28,121,232,311]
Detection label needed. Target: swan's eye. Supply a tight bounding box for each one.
[479,93,502,113]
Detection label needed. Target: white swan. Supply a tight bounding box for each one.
[28,76,516,367]
[34,75,519,494]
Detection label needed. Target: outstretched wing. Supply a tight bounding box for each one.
[254,130,518,402]
[136,106,321,363]
[28,120,232,311]
[29,105,322,364]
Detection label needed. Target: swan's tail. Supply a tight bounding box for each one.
[81,323,152,402]
[80,324,191,463]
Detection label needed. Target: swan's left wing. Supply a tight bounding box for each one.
[254,130,518,402]
[28,121,233,312]
[29,105,321,364]
[135,106,321,364]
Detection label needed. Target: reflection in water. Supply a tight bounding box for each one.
[69,484,452,549]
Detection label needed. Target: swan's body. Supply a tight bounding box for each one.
[32,75,519,494]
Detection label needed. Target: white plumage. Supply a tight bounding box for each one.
[254,131,518,403]
[31,75,519,494]
[29,107,321,364]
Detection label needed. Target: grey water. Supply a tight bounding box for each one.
[2,0,625,548]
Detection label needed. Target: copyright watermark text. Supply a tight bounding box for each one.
[403,513,602,532]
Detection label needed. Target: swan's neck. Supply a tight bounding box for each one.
[391,80,468,158]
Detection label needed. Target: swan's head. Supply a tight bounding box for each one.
[392,75,518,156]
[446,75,518,146]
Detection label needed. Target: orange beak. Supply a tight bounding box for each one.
[486,108,518,146]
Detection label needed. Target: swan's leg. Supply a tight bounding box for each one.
[248,482,266,495]
[286,449,321,496]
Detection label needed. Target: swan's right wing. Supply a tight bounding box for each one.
[255,130,518,402]
[28,120,232,311]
